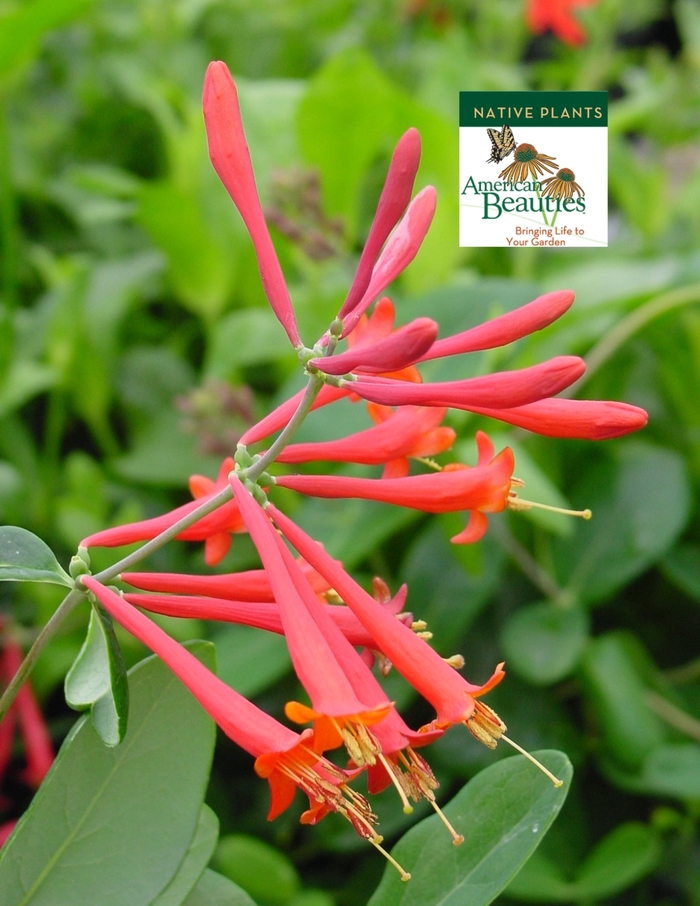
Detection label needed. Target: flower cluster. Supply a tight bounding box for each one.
[78,61,646,878]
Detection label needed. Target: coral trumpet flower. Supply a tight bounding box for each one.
[81,458,245,566]
[266,505,506,738]
[82,577,377,834]
[229,477,393,756]
[277,431,514,544]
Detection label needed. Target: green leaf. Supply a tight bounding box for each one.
[0,0,93,84]
[662,543,700,602]
[604,742,700,800]
[501,603,589,686]
[580,633,666,771]
[212,626,291,698]
[204,309,295,378]
[574,822,661,899]
[294,495,419,567]
[555,443,691,604]
[506,822,661,902]
[181,870,258,906]
[0,526,72,587]
[150,805,220,906]
[504,849,573,902]
[0,642,216,906]
[213,835,299,905]
[64,603,129,746]
[367,751,572,906]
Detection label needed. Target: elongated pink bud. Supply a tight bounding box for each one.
[311,318,437,376]
[341,187,437,338]
[203,62,300,347]
[468,398,649,439]
[347,356,586,409]
[419,290,576,361]
[339,129,422,319]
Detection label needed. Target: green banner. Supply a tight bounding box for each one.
[460,91,607,127]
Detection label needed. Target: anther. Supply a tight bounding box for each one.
[444,654,465,669]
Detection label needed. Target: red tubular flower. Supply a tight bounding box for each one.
[1,639,53,790]
[203,62,300,347]
[228,477,393,755]
[266,529,456,832]
[81,458,245,566]
[266,504,506,741]
[82,576,379,835]
[277,431,514,544]
[123,556,333,602]
[526,0,598,46]
[339,128,422,319]
[278,405,455,479]
[347,355,586,409]
[123,592,408,649]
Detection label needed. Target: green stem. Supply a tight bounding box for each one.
[0,588,84,725]
[246,372,326,482]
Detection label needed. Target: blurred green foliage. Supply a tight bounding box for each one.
[1,0,700,903]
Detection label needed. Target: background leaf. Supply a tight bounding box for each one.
[0,642,216,906]
[367,751,572,906]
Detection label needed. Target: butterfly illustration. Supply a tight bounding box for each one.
[486,125,516,164]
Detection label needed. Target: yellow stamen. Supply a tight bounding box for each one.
[508,492,591,520]
[369,837,411,882]
[427,796,464,846]
[378,752,413,814]
[417,630,434,640]
[410,619,428,631]
[501,735,564,787]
